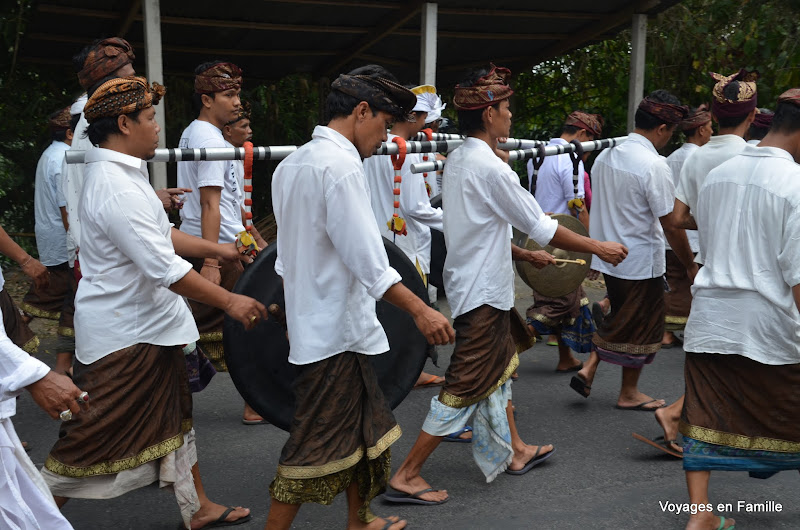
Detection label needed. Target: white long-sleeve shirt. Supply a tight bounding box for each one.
[364,135,443,271]
[685,145,800,365]
[273,126,402,365]
[75,149,198,364]
[442,137,558,318]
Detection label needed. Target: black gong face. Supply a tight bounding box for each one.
[428,193,447,291]
[224,240,430,431]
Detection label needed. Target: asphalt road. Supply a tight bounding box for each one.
[12,276,799,530]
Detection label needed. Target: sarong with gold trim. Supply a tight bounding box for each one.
[270,351,400,523]
[44,343,193,483]
[420,305,534,482]
[592,275,664,368]
[664,250,694,331]
[680,352,800,477]
[19,262,76,348]
[526,285,594,353]
[186,257,242,371]
[0,288,38,353]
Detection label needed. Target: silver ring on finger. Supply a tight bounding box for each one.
[59,409,73,422]
[77,391,89,404]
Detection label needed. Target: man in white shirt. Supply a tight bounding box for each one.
[20,107,76,374]
[662,105,712,349]
[266,65,454,530]
[673,69,758,239]
[525,111,602,372]
[178,61,252,374]
[573,91,696,413]
[680,89,800,530]
[0,238,83,529]
[363,82,446,393]
[40,77,266,530]
[389,66,627,505]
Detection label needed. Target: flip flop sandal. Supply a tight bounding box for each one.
[631,432,683,458]
[615,399,665,411]
[200,507,251,528]
[555,362,583,373]
[382,487,449,505]
[569,374,591,398]
[442,426,472,443]
[505,446,556,475]
[414,374,445,388]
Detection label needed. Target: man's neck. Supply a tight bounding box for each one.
[717,127,746,139]
[633,128,661,148]
[198,109,223,130]
[390,123,418,140]
[687,137,704,147]
[757,132,800,162]
[99,138,145,160]
[468,129,497,150]
[559,132,578,143]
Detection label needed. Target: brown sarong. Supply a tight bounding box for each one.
[270,352,399,523]
[0,288,38,353]
[20,263,76,336]
[680,352,800,452]
[665,250,694,331]
[44,343,192,479]
[186,258,242,371]
[527,286,587,328]
[439,305,533,409]
[593,275,664,368]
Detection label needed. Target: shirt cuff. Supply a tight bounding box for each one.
[528,215,559,247]
[366,267,402,301]
[1,356,50,398]
[161,257,194,288]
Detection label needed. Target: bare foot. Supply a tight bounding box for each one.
[685,513,735,529]
[509,443,553,471]
[617,392,666,410]
[555,358,582,372]
[352,515,407,530]
[655,406,682,454]
[414,372,445,388]
[190,504,250,530]
[547,334,558,345]
[388,473,448,503]
[242,402,264,423]
[574,367,594,397]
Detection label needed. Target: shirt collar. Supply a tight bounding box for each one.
[707,134,746,145]
[85,147,148,177]
[550,137,568,146]
[312,125,361,162]
[740,143,795,162]
[627,132,658,155]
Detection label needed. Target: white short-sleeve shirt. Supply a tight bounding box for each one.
[273,126,402,365]
[33,140,70,266]
[526,137,585,214]
[178,120,245,243]
[664,142,700,252]
[685,145,800,365]
[442,138,558,318]
[589,133,674,280]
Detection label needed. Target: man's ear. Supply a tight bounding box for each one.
[201,93,214,109]
[354,101,370,121]
[66,129,74,141]
[117,114,132,136]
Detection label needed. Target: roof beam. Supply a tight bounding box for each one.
[117,0,142,37]
[266,0,395,7]
[437,7,602,20]
[441,0,661,71]
[323,0,425,76]
[26,34,337,58]
[395,29,566,40]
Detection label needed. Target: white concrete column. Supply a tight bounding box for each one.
[420,2,437,86]
[627,13,647,133]
[142,0,167,189]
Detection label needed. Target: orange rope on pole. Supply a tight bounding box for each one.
[388,136,408,241]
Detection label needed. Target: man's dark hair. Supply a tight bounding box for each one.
[72,39,103,73]
[192,60,226,114]
[635,89,682,130]
[747,123,769,141]
[717,113,750,129]
[86,109,143,145]
[770,101,800,135]
[560,124,582,137]
[324,64,398,123]
[455,67,501,136]
[69,112,81,133]
[52,130,68,142]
